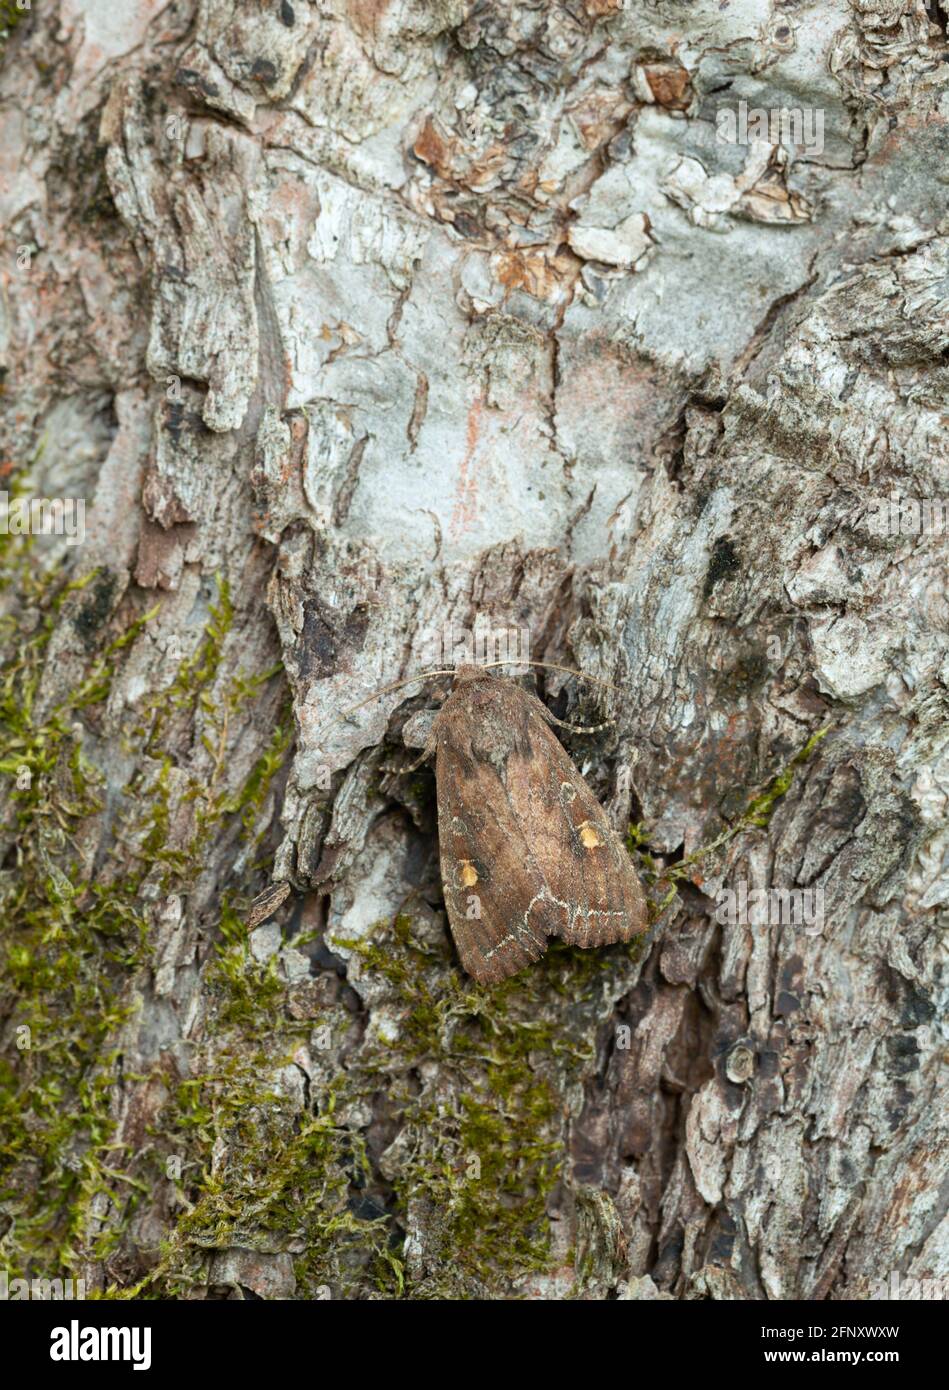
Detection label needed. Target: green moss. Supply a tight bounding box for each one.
[1,562,290,1288]
[656,722,831,891]
[0,0,28,58]
[113,901,401,1300]
[209,903,286,1033]
[0,577,152,1279]
[742,725,829,827]
[152,1062,397,1299]
[106,888,629,1300]
[215,698,293,838]
[320,921,626,1297]
[423,1025,562,1283]
[137,578,235,755]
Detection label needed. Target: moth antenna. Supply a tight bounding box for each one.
[478,659,624,696]
[313,667,459,742]
[313,659,623,744]
[545,712,615,736]
[402,744,432,774]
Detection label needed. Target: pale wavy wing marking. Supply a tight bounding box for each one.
[508,709,646,947]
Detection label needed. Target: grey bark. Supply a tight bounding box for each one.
[0,0,946,1300]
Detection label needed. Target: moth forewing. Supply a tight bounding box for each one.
[514,725,648,949]
[435,728,549,984]
[430,666,648,984]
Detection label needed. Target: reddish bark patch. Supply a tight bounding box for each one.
[642,62,692,111]
[348,0,392,40]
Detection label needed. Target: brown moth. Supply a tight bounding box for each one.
[418,664,648,984]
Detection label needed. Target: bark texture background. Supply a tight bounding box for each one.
[1,0,947,1300]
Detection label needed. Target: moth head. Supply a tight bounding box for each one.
[452,663,494,686]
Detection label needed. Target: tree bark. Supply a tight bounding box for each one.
[1,0,946,1300]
